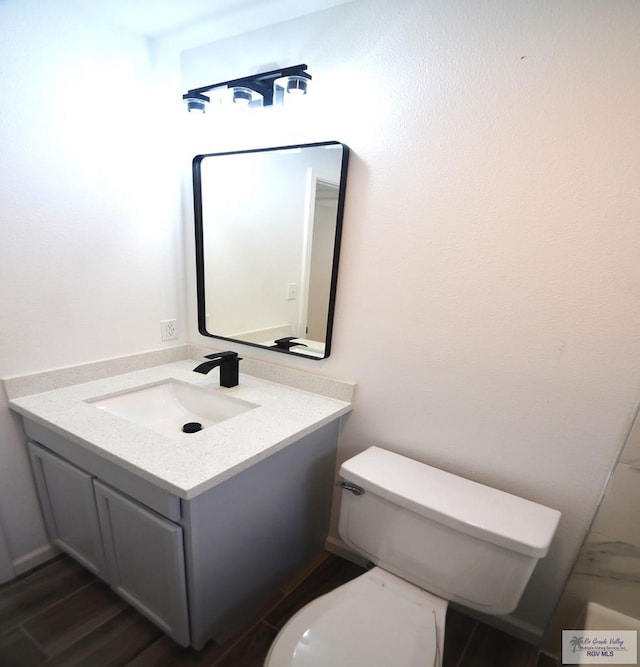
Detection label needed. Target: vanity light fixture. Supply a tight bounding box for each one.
[182,64,311,113]
[274,75,309,97]
[227,86,263,107]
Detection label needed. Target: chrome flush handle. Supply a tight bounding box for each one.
[336,481,365,496]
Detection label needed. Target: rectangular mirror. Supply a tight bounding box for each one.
[193,141,349,359]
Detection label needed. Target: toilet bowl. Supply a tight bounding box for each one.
[265,566,447,667]
[265,447,561,667]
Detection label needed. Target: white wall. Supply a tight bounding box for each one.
[181,0,640,635]
[0,2,183,569]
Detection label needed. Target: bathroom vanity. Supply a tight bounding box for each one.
[7,359,351,649]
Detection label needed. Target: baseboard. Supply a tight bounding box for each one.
[454,603,544,645]
[324,535,370,568]
[12,542,60,576]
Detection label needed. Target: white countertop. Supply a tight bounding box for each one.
[9,360,351,498]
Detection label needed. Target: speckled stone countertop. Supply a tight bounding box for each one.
[8,360,351,499]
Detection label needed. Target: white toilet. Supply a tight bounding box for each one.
[265,446,561,667]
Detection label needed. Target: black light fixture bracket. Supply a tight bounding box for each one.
[182,63,311,110]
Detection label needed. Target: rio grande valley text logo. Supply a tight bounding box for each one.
[562,630,637,664]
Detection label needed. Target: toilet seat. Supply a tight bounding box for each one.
[265,567,447,667]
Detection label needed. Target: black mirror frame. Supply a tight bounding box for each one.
[192,140,350,360]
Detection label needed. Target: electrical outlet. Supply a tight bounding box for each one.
[160,319,178,341]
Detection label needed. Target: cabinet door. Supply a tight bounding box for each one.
[93,480,189,646]
[27,441,107,579]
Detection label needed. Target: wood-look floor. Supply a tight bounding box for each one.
[0,553,559,666]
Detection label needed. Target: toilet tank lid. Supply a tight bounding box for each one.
[339,447,561,558]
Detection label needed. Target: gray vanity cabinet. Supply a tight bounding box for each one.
[22,416,340,650]
[93,480,189,646]
[27,441,107,579]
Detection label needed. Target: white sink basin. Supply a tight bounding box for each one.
[86,379,258,438]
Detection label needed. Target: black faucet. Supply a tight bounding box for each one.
[271,336,309,351]
[193,351,242,387]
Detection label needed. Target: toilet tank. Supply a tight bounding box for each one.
[337,447,561,616]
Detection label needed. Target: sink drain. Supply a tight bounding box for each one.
[182,422,202,433]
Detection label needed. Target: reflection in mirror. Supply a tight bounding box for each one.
[193,141,349,359]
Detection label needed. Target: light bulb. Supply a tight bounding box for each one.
[227,86,263,108]
[273,75,310,105]
[183,96,208,113]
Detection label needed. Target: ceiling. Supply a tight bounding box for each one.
[59,0,352,40]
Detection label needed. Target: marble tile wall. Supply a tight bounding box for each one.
[543,409,640,656]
